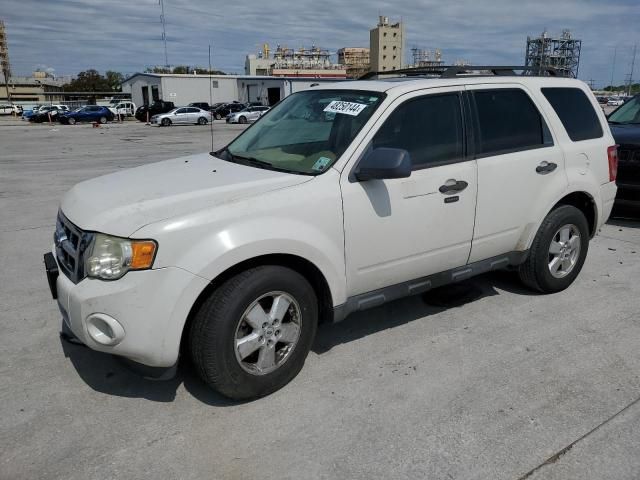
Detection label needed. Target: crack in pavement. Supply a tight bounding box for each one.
[598,234,640,247]
[0,224,55,233]
[516,394,640,479]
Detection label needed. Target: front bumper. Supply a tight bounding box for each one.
[50,249,209,367]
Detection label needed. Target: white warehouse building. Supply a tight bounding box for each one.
[120,73,345,107]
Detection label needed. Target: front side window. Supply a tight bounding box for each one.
[372,93,464,169]
[473,88,552,156]
[607,95,640,125]
[175,108,187,114]
[224,90,385,175]
[542,87,604,141]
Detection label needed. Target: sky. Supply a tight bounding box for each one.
[1,0,638,87]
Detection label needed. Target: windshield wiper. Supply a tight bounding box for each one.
[232,154,274,168]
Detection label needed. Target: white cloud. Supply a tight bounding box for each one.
[1,0,638,86]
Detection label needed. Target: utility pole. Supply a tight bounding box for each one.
[627,44,637,96]
[159,0,169,69]
[610,45,617,91]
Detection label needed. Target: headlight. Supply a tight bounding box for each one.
[85,234,157,280]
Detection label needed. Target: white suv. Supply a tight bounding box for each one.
[45,73,618,399]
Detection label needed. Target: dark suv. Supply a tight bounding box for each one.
[134,101,175,122]
[608,95,640,210]
[212,102,245,120]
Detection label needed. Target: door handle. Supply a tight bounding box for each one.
[439,179,468,194]
[536,161,557,174]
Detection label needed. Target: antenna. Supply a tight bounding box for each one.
[610,45,617,90]
[208,44,215,154]
[159,0,169,68]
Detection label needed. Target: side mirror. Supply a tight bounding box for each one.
[355,148,412,181]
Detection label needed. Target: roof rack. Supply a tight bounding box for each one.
[359,65,561,80]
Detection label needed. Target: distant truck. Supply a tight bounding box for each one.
[108,101,136,117]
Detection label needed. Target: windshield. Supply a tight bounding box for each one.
[222,89,385,175]
[608,96,640,124]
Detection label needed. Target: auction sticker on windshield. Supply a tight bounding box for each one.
[323,101,368,116]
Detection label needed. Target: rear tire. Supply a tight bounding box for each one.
[518,205,589,293]
[189,266,318,400]
[197,117,207,125]
[215,113,222,120]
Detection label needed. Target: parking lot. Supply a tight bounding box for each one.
[1,117,640,479]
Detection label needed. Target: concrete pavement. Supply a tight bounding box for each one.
[1,119,639,479]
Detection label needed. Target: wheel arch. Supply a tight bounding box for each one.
[551,191,597,238]
[180,253,335,355]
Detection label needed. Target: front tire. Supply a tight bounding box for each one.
[189,266,318,400]
[519,205,589,293]
[99,116,107,124]
[215,113,222,120]
[238,116,247,124]
[161,118,171,127]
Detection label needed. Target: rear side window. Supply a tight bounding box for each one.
[541,87,603,141]
[372,93,464,169]
[473,89,552,156]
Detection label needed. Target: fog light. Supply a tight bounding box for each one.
[86,313,125,346]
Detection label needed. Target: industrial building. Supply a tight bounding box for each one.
[337,48,370,79]
[244,44,346,78]
[370,16,404,72]
[525,29,582,78]
[120,73,344,108]
[0,71,66,104]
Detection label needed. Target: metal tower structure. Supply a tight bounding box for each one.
[525,29,581,78]
[0,20,11,103]
[159,0,169,68]
[410,47,443,68]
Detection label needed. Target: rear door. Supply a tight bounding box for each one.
[466,84,567,262]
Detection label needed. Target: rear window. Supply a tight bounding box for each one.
[541,88,603,141]
[473,88,552,156]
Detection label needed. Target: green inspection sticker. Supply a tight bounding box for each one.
[312,156,331,171]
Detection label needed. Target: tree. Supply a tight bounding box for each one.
[105,71,124,91]
[63,69,124,92]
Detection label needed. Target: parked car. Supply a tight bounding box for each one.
[151,107,213,126]
[134,101,175,122]
[0,104,23,115]
[188,102,211,111]
[226,105,270,124]
[108,101,136,117]
[608,94,640,209]
[596,96,609,105]
[28,105,70,123]
[212,102,245,120]
[45,74,617,400]
[58,105,115,125]
[608,97,624,106]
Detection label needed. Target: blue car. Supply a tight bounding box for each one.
[59,105,115,125]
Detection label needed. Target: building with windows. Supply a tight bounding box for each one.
[0,71,65,104]
[337,48,370,79]
[370,16,404,72]
[120,73,345,108]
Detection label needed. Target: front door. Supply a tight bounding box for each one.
[341,88,478,295]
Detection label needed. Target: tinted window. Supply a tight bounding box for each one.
[175,108,187,114]
[372,93,464,169]
[186,108,199,113]
[473,89,551,156]
[542,88,603,141]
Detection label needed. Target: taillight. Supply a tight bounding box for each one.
[607,145,618,182]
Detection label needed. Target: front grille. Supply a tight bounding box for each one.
[54,212,94,284]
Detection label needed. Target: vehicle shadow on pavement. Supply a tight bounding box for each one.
[60,338,239,406]
[313,271,536,354]
[59,271,537,404]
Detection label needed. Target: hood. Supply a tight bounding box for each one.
[61,152,312,237]
[610,123,640,147]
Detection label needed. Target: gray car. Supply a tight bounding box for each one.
[151,107,213,126]
[226,106,270,124]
